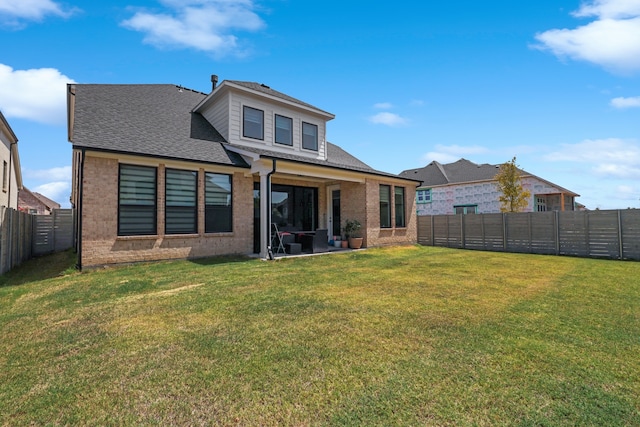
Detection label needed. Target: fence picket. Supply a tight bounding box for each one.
[417,209,640,261]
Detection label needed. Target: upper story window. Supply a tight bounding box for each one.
[274,114,293,146]
[417,189,431,203]
[302,122,318,151]
[243,106,264,140]
[118,164,157,236]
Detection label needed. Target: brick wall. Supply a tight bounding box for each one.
[80,155,254,268]
[364,178,417,247]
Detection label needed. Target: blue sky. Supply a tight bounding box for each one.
[1,0,639,209]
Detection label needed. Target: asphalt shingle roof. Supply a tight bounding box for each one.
[225,81,333,116]
[70,83,415,181]
[400,158,511,186]
[70,84,248,167]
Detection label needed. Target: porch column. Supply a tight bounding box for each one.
[560,192,565,211]
[259,170,270,258]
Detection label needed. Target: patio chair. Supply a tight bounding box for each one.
[270,223,292,254]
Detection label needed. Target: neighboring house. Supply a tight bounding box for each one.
[18,187,61,215]
[400,158,579,215]
[68,76,418,268]
[0,111,23,209]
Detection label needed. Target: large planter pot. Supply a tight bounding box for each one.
[348,237,363,249]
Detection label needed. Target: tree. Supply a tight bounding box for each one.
[494,157,531,213]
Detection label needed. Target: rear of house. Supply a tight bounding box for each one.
[68,77,418,268]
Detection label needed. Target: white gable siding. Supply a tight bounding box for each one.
[200,92,230,142]
[227,91,328,161]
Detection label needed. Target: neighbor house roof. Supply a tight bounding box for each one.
[400,158,578,196]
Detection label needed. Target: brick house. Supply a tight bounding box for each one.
[68,76,418,268]
[400,158,579,215]
[18,187,61,215]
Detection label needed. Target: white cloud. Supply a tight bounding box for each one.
[24,166,72,181]
[373,102,393,109]
[611,95,640,108]
[33,181,70,205]
[0,64,74,125]
[533,0,640,74]
[121,0,265,56]
[573,0,640,19]
[368,112,408,126]
[0,0,75,27]
[545,138,640,178]
[410,99,425,107]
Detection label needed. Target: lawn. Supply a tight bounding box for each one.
[0,246,639,426]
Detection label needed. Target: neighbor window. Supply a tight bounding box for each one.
[302,122,318,151]
[118,164,157,236]
[205,172,233,233]
[165,168,197,234]
[395,186,406,227]
[380,185,391,228]
[243,106,264,140]
[454,205,477,215]
[275,114,293,146]
[2,161,7,192]
[416,189,431,203]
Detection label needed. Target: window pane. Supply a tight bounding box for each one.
[243,106,263,140]
[395,187,405,227]
[275,115,292,146]
[205,172,232,233]
[118,164,156,236]
[379,185,391,228]
[302,122,318,151]
[166,169,197,234]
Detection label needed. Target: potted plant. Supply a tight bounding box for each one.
[343,219,363,249]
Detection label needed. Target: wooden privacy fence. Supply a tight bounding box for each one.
[417,210,640,261]
[32,209,75,256]
[0,208,75,275]
[0,207,33,275]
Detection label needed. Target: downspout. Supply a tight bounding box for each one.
[266,159,276,260]
[76,148,85,270]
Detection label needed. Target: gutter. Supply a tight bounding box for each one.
[76,148,85,270]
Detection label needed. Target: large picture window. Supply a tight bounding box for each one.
[302,122,318,151]
[275,114,293,146]
[395,186,406,227]
[380,185,391,228]
[118,164,157,236]
[205,172,232,233]
[165,168,197,234]
[243,106,264,140]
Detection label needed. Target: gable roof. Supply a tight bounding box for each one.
[69,83,417,182]
[68,84,248,167]
[401,158,578,196]
[19,187,61,211]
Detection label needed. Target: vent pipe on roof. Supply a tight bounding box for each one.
[211,74,218,91]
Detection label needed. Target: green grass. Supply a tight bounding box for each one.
[1,246,639,426]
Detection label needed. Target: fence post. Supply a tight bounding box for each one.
[555,210,560,256]
[430,215,434,246]
[461,214,465,249]
[618,210,623,260]
[502,213,507,251]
